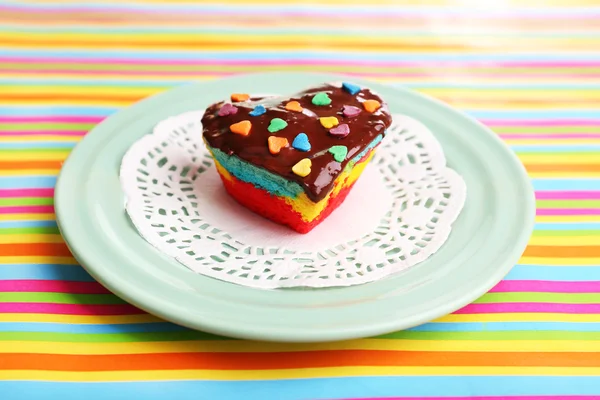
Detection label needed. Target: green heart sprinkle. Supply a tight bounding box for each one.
[268,118,288,133]
[329,145,348,162]
[312,92,332,106]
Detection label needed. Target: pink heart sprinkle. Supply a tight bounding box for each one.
[218,103,238,117]
[329,123,350,138]
[342,105,361,118]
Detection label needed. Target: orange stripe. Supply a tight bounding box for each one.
[0,243,72,257]
[3,351,600,370]
[0,161,64,170]
[523,245,600,258]
[525,164,600,172]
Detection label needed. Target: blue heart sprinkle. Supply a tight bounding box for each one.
[342,82,361,95]
[292,133,311,152]
[249,105,266,116]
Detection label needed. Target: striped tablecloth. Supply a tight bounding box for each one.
[1,1,599,399]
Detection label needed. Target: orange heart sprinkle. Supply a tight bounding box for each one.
[268,136,289,155]
[362,99,381,113]
[285,101,303,112]
[231,93,250,102]
[230,120,252,136]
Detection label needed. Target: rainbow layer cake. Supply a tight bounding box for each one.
[201,82,392,234]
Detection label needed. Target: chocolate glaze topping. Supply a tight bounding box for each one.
[201,83,392,202]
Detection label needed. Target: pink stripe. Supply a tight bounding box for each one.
[500,134,600,139]
[0,188,54,198]
[342,397,600,400]
[0,280,110,294]
[0,303,142,315]
[0,130,87,136]
[0,205,55,214]
[537,208,600,216]
[535,191,600,200]
[3,68,600,79]
[490,280,600,293]
[455,303,600,314]
[2,57,600,69]
[0,116,102,124]
[481,120,600,126]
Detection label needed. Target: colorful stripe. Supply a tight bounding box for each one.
[1,1,600,399]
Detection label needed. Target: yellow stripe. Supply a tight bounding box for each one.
[0,256,78,264]
[527,236,600,246]
[0,152,70,161]
[0,314,161,324]
[0,169,61,176]
[438,313,600,323]
[0,213,56,221]
[536,215,600,222]
[0,234,64,244]
[1,367,599,381]
[519,154,600,164]
[528,172,600,178]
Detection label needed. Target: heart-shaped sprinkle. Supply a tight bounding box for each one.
[292,158,311,177]
[249,105,266,117]
[312,92,332,106]
[319,116,339,129]
[342,105,361,118]
[231,93,250,102]
[268,118,288,133]
[230,120,251,136]
[292,133,311,152]
[218,103,238,117]
[267,136,289,155]
[342,82,361,95]
[329,145,348,162]
[329,123,350,138]
[285,101,303,112]
[362,99,381,113]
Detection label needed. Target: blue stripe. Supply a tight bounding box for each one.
[512,145,600,152]
[0,220,57,228]
[0,265,90,281]
[0,322,186,333]
[534,222,600,230]
[532,179,600,191]
[1,377,600,399]
[0,176,57,189]
[506,265,600,281]
[411,322,600,332]
[0,142,77,149]
[3,48,600,62]
[0,106,115,117]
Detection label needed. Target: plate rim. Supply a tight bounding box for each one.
[55,72,535,342]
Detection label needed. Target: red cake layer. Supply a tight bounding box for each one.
[218,171,357,234]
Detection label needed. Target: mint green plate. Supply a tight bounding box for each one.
[55,72,534,342]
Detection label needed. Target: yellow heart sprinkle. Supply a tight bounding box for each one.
[292,158,311,177]
[319,117,339,129]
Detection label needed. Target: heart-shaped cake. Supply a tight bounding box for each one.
[201,82,392,233]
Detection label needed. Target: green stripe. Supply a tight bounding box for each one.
[376,331,600,340]
[0,293,126,305]
[475,292,600,304]
[0,197,53,206]
[0,331,225,342]
[536,200,600,208]
[0,122,95,131]
[0,227,60,235]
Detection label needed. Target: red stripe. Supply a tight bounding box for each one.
[0,303,142,315]
[0,280,110,294]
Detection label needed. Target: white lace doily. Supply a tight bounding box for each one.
[120,111,466,289]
